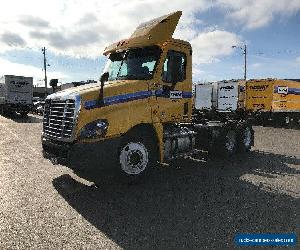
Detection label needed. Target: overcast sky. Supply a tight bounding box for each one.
[0,0,299,86]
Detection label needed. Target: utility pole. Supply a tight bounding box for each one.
[232,44,247,81]
[244,44,247,81]
[42,47,47,98]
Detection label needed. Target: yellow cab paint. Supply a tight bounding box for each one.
[149,39,192,124]
[70,11,192,162]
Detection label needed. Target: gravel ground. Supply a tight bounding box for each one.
[0,114,299,249]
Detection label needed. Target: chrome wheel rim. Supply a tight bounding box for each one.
[243,127,252,148]
[120,142,148,175]
[225,131,236,152]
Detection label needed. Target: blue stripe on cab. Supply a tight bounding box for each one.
[84,90,152,109]
[182,92,193,98]
[84,90,193,109]
[84,100,98,109]
[104,90,152,105]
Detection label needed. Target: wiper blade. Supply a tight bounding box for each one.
[116,74,152,80]
[117,74,137,80]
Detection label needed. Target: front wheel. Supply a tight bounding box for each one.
[118,132,158,182]
[120,141,149,175]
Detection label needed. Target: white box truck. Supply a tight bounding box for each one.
[0,75,33,116]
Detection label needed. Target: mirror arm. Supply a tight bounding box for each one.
[99,81,105,106]
[98,72,109,106]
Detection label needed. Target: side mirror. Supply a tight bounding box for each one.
[49,79,58,93]
[49,79,58,88]
[100,72,109,84]
[99,72,109,106]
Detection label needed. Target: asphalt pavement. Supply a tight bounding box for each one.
[0,113,299,249]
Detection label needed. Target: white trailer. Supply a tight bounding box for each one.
[215,81,239,112]
[194,80,245,112]
[194,84,213,110]
[0,75,33,116]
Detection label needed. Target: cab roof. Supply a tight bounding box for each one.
[103,11,183,55]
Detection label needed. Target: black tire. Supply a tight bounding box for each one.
[209,128,237,158]
[20,111,29,117]
[219,129,237,157]
[237,124,254,153]
[117,130,158,183]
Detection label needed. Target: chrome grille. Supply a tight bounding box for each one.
[43,99,76,140]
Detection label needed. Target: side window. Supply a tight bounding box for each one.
[142,61,156,73]
[162,50,186,84]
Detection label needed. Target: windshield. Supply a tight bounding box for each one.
[103,46,161,81]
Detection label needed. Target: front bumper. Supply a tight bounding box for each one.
[42,137,71,164]
[42,136,121,171]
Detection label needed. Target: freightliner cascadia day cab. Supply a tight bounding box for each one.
[245,79,300,126]
[42,11,254,179]
[0,75,33,116]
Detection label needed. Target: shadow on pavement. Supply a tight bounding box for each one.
[53,150,300,249]
[1,113,43,123]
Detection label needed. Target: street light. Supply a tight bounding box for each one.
[232,44,247,81]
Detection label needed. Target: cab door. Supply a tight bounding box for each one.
[152,43,192,123]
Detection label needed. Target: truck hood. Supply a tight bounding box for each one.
[47,80,148,101]
[47,82,101,99]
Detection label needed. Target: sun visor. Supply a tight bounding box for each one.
[103,11,182,55]
[131,11,182,40]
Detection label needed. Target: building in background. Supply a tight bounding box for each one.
[33,79,97,98]
[33,87,53,98]
[61,79,97,90]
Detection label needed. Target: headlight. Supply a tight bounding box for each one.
[79,119,109,139]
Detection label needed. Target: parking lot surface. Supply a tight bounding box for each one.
[0,114,299,249]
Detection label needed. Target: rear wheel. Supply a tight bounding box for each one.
[210,129,237,157]
[237,125,253,153]
[222,129,237,156]
[214,129,237,157]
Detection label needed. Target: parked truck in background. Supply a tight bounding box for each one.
[193,79,253,155]
[42,11,254,180]
[194,79,246,119]
[0,75,33,116]
[245,79,300,126]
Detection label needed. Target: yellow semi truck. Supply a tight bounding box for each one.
[246,79,300,125]
[42,11,254,179]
